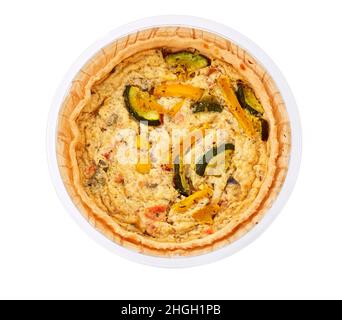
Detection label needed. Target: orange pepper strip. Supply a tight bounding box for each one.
[172,186,213,212]
[146,97,166,114]
[154,83,204,100]
[192,204,220,224]
[136,162,151,174]
[217,76,256,137]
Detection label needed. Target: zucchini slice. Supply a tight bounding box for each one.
[244,111,270,142]
[173,156,191,196]
[236,85,262,117]
[191,100,223,113]
[260,118,269,141]
[236,82,270,142]
[195,143,235,177]
[123,85,162,126]
[236,82,264,116]
[244,85,265,114]
[165,51,210,74]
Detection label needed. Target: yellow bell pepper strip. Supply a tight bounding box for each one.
[136,162,152,174]
[136,134,151,174]
[192,204,220,224]
[172,186,213,212]
[146,97,166,114]
[217,76,256,137]
[154,83,204,100]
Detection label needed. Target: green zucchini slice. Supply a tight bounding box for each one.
[236,83,264,117]
[195,143,235,177]
[260,118,269,142]
[244,85,265,114]
[244,112,270,142]
[123,85,161,126]
[191,100,223,113]
[165,51,210,74]
[173,156,191,196]
[236,82,270,142]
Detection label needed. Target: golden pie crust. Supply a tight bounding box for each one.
[56,27,291,256]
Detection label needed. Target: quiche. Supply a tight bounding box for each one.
[57,27,291,256]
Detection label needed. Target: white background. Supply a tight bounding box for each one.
[0,0,341,300]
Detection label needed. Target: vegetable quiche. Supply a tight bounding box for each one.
[57,27,291,256]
